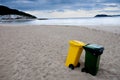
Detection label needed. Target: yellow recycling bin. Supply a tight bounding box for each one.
[65,40,85,70]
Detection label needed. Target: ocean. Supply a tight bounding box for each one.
[0,17,120,34]
[0,17,120,26]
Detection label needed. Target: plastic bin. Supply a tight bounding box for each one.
[82,44,104,75]
[65,40,85,70]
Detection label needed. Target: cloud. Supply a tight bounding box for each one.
[104,7,120,11]
[1,0,120,11]
[97,3,120,13]
[0,0,120,17]
[103,3,118,7]
[13,0,33,4]
[26,9,102,18]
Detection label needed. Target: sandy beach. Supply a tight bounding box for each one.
[0,25,120,80]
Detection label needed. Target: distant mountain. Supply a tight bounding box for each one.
[0,5,37,19]
[95,14,120,17]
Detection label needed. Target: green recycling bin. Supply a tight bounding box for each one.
[82,44,104,76]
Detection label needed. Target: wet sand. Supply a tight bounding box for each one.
[0,25,120,80]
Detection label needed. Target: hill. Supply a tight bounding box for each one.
[95,14,120,17]
[0,5,37,19]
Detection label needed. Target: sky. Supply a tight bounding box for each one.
[0,0,120,18]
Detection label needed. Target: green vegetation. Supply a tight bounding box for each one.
[95,14,120,17]
[0,5,37,19]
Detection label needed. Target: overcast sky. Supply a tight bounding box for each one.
[0,0,120,18]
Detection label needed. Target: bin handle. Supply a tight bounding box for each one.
[85,43,90,46]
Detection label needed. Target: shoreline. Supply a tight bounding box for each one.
[0,24,120,34]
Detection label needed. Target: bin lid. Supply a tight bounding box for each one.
[69,40,85,47]
[83,44,104,55]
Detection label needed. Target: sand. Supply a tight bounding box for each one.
[0,25,120,80]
